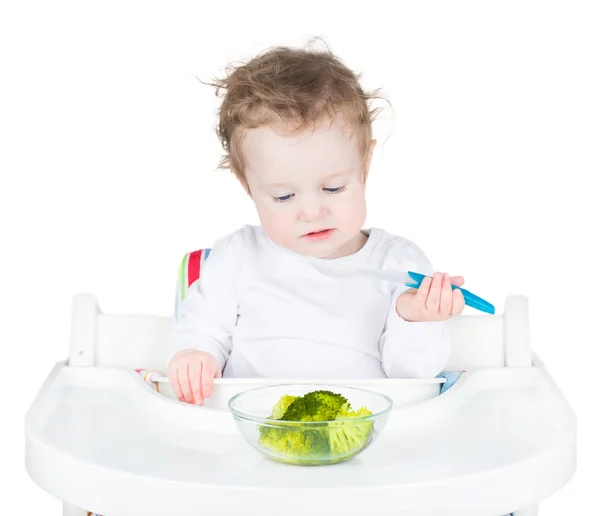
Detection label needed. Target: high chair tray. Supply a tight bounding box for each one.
[25,360,575,516]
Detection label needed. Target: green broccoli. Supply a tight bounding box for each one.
[281,390,348,422]
[327,405,374,456]
[269,394,297,420]
[258,423,329,459]
[257,389,374,465]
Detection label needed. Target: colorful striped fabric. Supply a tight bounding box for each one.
[174,248,212,322]
[178,248,211,301]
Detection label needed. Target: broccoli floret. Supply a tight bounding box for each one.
[257,390,375,465]
[327,405,374,456]
[281,390,348,422]
[269,394,297,420]
[258,424,329,459]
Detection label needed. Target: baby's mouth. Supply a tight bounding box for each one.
[303,229,335,241]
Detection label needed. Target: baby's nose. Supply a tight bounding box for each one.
[297,196,327,222]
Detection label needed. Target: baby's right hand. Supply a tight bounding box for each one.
[167,349,222,405]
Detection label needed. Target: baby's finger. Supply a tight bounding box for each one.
[179,365,195,404]
[415,275,432,304]
[451,288,465,315]
[426,272,443,312]
[190,363,203,405]
[450,275,465,287]
[202,364,216,400]
[439,273,453,316]
[170,370,184,402]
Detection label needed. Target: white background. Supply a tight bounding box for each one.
[1,1,598,514]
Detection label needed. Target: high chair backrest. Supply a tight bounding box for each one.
[69,250,531,372]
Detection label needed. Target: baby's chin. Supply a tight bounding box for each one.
[265,228,364,259]
[266,235,339,259]
[291,239,355,260]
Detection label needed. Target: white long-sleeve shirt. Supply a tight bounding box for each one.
[167,225,451,379]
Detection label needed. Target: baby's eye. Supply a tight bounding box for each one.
[272,193,294,203]
[323,186,346,194]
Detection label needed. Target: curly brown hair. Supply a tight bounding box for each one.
[204,41,385,192]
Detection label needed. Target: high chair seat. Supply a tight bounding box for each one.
[24,248,576,516]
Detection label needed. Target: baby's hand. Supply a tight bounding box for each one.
[167,349,222,405]
[396,272,465,322]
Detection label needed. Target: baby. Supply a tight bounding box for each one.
[167,43,465,405]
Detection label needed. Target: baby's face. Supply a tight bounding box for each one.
[244,117,374,258]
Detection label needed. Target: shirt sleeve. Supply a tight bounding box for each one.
[379,239,451,378]
[165,231,240,371]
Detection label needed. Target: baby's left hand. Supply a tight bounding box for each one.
[396,272,465,322]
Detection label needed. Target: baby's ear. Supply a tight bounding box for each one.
[369,139,377,160]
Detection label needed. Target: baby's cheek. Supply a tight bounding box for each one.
[340,191,366,229]
[259,206,296,247]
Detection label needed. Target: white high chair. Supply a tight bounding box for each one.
[24,250,576,516]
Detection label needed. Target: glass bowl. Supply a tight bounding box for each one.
[228,384,393,466]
